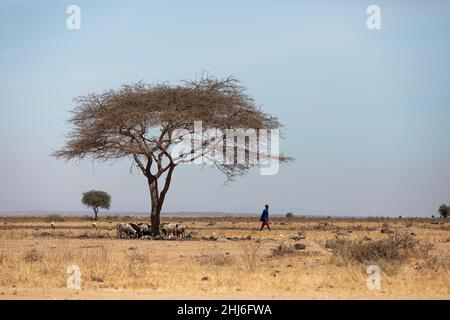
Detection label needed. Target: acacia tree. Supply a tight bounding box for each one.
[82,190,111,220]
[438,204,449,218]
[54,76,291,235]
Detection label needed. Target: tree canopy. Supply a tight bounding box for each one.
[55,75,291,233]
[438,204,449,218]
[81,190,111,220]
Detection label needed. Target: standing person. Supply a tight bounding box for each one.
[259,204,271,231]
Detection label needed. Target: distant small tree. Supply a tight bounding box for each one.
[81,190,111,220]
[286,212,294,219]
[438,204,449,219]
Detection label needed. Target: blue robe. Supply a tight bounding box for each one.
[260,208,269,222]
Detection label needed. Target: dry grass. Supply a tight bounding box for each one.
[44,214,65,222]
[240,240,263,271]
[328,232,429,263]
[0,216,448,299]
[196,254,234,266]
[23,249,44,263]
[326,232,437,275]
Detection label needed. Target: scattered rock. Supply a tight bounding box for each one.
[446,238,450,242]
[287,264,293,268]
[381,228,394,234]
[363,236,372,241]
[410,232,416,236]
[431,221,439,225]
[217,238,228,242]
[245,235,252,240]
[128,246,137,251]
[294,243,306,250]
[291,236,301,241]
[209,236,218,241]
[201,276,209,281]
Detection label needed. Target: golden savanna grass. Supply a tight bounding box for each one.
[0,216,448,299]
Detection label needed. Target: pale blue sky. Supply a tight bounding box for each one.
[0,1,449,216]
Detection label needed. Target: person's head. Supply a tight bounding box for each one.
[265,204,269,209]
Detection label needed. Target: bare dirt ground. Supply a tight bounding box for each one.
[0,215,448,300]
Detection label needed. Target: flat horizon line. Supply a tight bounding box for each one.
[0,210,437,219]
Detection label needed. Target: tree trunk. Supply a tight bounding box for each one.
[150,205,160,236]
[94,208,98,220]
[148,177,160,236]
[148,165,175,236]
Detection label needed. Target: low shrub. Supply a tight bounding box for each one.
[45,214,65,222]
[24,248,43,263]
[271,242,295,257]
[328,232,431,264]
[286,212,295,219]
[240,241,263,271]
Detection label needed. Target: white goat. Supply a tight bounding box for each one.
[175,225,185,238]
[161,223,178,237]
[116,223,137,238]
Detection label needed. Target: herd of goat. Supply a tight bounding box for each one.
[116,222,186,239]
